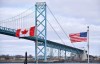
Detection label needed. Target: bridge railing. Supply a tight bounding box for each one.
[0,26,16,32]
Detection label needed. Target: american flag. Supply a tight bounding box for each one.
[69,32,87,43]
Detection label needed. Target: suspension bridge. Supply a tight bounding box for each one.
[0,2,86,62]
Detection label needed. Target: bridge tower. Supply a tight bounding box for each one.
[35,2,47,62]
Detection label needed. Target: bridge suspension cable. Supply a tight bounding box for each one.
[46,5,82,55]
[47,5,76,47]
[0,6,35,30]
[0,5,35,23]
[0,12,34,24]
[47,20,65,45]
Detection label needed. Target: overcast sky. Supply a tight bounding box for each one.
[0,0,100,56]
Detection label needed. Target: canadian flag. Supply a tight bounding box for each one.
[15,26,35,37]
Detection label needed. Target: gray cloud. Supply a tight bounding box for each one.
[47,0,100,26]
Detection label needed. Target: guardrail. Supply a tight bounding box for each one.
[0,26,16,32]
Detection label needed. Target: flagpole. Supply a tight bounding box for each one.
[87,26,89,63]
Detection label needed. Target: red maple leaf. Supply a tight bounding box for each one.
[21,29,28,34]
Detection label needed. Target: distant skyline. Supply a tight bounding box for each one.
[0,0,100,56]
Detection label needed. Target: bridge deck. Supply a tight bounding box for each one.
[0,26,84,54]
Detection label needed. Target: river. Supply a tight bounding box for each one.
[0,63,100,64]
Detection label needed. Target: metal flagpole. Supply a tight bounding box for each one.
[87,26,89,63]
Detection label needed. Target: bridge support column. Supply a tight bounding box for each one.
[35,41,38,62]
[50,48,53,59]
[60,49,61,58]
[58,49,61,60]
[58,49,59,59]
[65,51,66,60]
[35,2,47,62]
[80,50,87,61]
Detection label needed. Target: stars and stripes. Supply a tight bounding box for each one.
[69,32,87,43]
